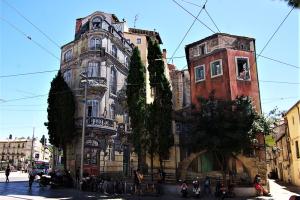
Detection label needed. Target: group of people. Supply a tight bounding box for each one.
[180,176,212,198]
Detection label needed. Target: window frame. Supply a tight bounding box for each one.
[198,43,206,56]
[235,56,251,81]
[64,49,72,62]
[87,61,100,78]
[136,38,141,44]
[91,16,102,30]
[296,140,300,159]
[210,59,223,78]
[112,45,117,58]
[194,64,206,83]
[63,69,72,84]
[89,37,102,50]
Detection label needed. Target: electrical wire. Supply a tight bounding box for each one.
[0,16,60,60]
[257,6,295,58]
[168,0,207,64]
[2,0,61,48]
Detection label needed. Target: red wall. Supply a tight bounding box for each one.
[189,48,261,113]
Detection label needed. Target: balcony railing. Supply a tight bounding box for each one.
[76,117,116,131]
[79,77,107,93]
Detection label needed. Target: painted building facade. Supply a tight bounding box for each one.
[183,33,265,182]
[61,11,134,176]
[285,100,300,186]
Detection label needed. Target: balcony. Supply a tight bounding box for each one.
[79,77,107,94]
[117,123,131,135]
[76,117,117,134]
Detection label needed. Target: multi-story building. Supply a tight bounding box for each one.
[273,120,292,183]
[183,33,265,182]
[61,11,134,176]
[123,28,164,104]
[285,100,300,186]
[169,65,191,175]
[0,137,50,170]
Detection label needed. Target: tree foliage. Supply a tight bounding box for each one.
[45,70,75,149]
[147,39,173,169]
[188,92,259,174]
[40,135,47,146]
[285,0,299,8]
[126,47,147,160]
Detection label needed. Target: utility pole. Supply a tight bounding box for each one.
[80,72,88,187]
[30,127,35,169]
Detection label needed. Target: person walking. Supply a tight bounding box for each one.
[28,170,35,189]
[5,165,11,183]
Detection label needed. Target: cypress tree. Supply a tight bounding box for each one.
[147,39,174,172]
[45,70,75,167]
[126,47,146,169]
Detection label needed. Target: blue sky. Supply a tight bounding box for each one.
[0,0,299,140]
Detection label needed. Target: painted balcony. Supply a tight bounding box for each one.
[79,77,107,94]
[76,117,117,134]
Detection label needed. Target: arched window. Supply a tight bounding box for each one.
[87,61,99,77]
[64,49,72,62]
[92,16,102,29]
[110,67,117,94]
[89,37,102,50]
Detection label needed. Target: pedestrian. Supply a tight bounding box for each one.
[5,165,11,183]
[76,167,80,184]
[134,169,143,195]
[28,170,35,189]
[253,174,271,196]
[204,176,211,196]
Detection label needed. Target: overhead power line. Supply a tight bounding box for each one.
[172,0,298,70]
[2,0,61,48]
[172,0,216,33]
[257,6,295,58]
[0,69,58,78]
[0,16,60,60]
[169,0,207,64]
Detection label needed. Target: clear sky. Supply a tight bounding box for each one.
[0,0,299,140]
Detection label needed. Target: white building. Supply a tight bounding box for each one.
[0,137,50,170]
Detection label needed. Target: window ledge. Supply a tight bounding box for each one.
[195,79,205,83]
[211,74,223,79]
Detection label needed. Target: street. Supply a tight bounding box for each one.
[0,172,299,200]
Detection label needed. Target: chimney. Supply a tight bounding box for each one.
[162,49,167,59]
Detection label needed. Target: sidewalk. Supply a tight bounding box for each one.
[268,179,300,200]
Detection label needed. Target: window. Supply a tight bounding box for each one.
[236,57,250,80]
[89,37,101,50]
[87,62,99,77]
[110,104,115,120]
[199,44,206,56]
[63,69,72,84]
[110,67,117,94]
[136,38,141,44]
[64,49,72,62]
[92,16,102,29]
[87,100,99,124]
[292,116,295,125]
[210,59,223,78]
[125,56,129,67]
[84,148,97,165]
[112,45,117,58]
[195,65,205,82]
[296,141,300,159]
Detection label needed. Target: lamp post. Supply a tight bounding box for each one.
[80,72,88,187]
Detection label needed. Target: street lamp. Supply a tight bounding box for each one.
[79,72,88,186]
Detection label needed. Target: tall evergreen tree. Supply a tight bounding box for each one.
[45,70,75,167]
[147,39,174,171]
[126,47,146,168]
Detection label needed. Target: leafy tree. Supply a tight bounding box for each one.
[44,70,75,167]
[126,47,147,169]
[147,39,173,173]
[285,0,299,8]
[40,135,47,146]
[188,92,260,183]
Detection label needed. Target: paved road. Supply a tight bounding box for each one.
[0,172,299,200]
